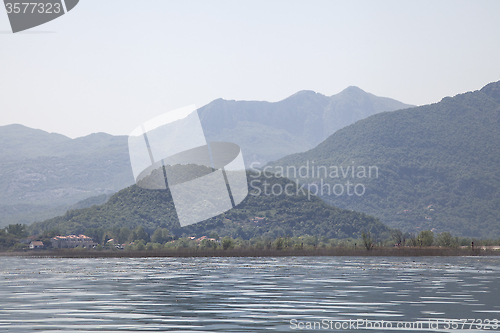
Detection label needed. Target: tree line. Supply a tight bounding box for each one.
[2,223,499,253]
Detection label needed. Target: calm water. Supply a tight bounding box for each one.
[0,256,499,332]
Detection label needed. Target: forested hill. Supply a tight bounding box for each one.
[28,172,391,241]
[267,81,500,238]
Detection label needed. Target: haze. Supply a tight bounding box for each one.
[1,0,499,138]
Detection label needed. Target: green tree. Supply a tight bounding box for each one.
[85,228,105,245]
[117,227,131,244]
[200,238,217,250]
[273,237,284,250]
[134,240,146,251]
[131,226,150,243]
[175,238,191,249]
[151,227,170,244]
[362,231,373,250]
[392,229,404,245]
[6,224,27,238]
[0,228,17,250]
[436,232,457,247]
[417,230,434,247]
[304,235,319,247]
[222,237,234,250]
[42,229,60,238]
[102,234,110,245]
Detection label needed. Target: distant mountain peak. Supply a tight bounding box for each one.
[480,80,500,104]
[338,86,366,95]
[1,123,57,134]
[2,123,29,129]
[83,132,116,138]
[284,90,328,102]
[292,90,320,96]
[0,123,70,141]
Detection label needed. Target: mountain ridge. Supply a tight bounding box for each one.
[267,81,500,238]
[0,87,412,227]
[199,86,413,166]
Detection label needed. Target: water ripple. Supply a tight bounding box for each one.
[0,256,499,332]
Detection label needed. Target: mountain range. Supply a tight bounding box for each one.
[199,86,412,166]
[268,81,500,238]
[0,87,408,227]
[4,81,499,239]
[0,125,133,227]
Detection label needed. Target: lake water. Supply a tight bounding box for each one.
[0,256,499,332]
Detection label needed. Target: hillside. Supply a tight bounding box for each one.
[28,172,391,241]
[267,81,500,238]
[0,125,134,227]
[0,88,410,227]
[198,87,412,166]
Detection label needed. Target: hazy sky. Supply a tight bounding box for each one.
[1,0,500,138]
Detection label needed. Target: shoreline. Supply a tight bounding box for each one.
[1,247,499,258]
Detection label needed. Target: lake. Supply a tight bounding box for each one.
[0,256,499,332]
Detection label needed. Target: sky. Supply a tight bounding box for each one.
[1,0,500,139]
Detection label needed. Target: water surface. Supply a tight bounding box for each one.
[0,256,499,332]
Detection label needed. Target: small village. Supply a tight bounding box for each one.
[27,234,221,250]
[24,233,500,252]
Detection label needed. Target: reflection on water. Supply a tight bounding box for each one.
[0,256,499,332]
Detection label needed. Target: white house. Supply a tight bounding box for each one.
[29,241,44,249]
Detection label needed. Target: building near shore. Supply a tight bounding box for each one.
[51,235,97,249]
[29,241,44,249]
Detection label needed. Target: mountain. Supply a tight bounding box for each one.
[0,125,134,227]
[267,81,500,238]
[28,172,391,241]
[0,124,69,159]
[198,87,413,166]
[0,88,411,227]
